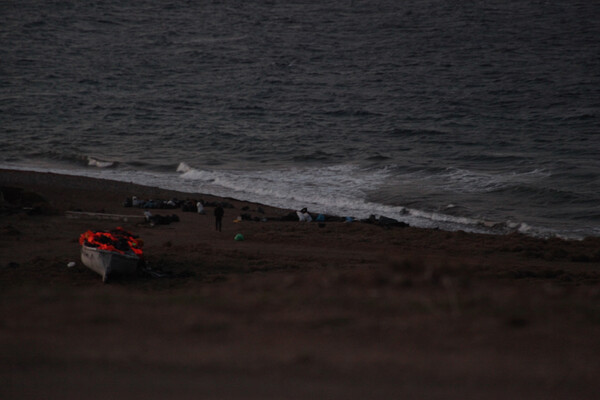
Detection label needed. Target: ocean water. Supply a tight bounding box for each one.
[1,0,599,238]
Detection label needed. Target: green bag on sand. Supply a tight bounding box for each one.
[234,233,244,241]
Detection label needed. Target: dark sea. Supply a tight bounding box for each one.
[1,0,599,238]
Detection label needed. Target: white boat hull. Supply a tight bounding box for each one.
[81,245,139,283]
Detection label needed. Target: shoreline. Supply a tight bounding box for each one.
[1,166,595,240]
[2,168,600,399]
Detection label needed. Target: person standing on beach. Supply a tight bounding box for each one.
[214,204,224,232]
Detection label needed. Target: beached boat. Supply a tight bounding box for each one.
[81,244,140,283]
[79,228,143,283]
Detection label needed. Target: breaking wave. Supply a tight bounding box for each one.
[174,162,555,236]
[176,162,393,215]
[87,157,115,168]
[0,161,592,238]
[14,150,118,170]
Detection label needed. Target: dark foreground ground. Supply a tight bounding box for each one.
[1,169,600,399]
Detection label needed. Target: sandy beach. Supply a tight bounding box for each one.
[1,169,599,399]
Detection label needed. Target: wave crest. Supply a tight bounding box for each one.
[87,157,114,168]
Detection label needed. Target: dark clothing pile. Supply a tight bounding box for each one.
[124,196,182,209]
[124,196,205,212]
[146,213,180,226]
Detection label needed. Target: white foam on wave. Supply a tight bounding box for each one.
[175,163,508,233]
[178,163,393,216]
[87,157,114,168]
[176,162,192,173]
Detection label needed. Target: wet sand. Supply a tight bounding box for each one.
[1,169,600,399]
